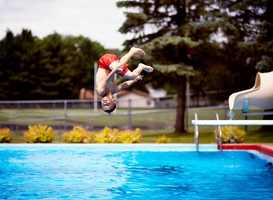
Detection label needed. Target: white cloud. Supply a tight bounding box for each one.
[0,0,133,49]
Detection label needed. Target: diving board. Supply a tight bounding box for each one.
[191,113,273,152]
[192,120,273,126]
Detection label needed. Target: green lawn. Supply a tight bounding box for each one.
[2,107,273,144]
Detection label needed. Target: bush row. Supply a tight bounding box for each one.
[63,126,142,143]
[0,125,246,144]
[0,125,172,144]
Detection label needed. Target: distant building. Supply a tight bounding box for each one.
[79,88,95,99]
[117,90,155,108]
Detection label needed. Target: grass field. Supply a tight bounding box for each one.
[1,107,273,143]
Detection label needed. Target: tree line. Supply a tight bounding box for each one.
[0,30,107,100]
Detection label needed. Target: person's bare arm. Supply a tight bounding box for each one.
[114,75,143,93]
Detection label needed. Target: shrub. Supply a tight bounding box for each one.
[94,127,117,143]
[63,126,95,143]
[0,128,12,143]
[220,126,246,143]
[94,127,142,143]
[156,135,171,143]
[116,128,142,143]
[24,125,56,143]
[62,126,142,143]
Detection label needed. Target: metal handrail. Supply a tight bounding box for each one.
[215,113,222,151]
[194,113,222,151]
[194,113,199,151]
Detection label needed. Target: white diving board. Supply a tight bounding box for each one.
[191,113,273,152]
[191,120,273,126]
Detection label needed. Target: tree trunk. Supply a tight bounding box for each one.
[175,76,187,133]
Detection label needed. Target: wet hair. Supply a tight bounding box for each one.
[103,103,117,114]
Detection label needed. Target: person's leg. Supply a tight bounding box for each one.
[109,47,145,74]
[123,63,154,80]
[118,47,145,68]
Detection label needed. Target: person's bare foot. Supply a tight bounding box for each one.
[139,63,154,73]
[131,47,145,55]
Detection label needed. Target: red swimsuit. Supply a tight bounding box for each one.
[98,54,128,77]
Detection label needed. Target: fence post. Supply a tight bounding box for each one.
[94,62,98,112]
[165,109,169,128]
[128,99,132,129]
[64,100,67,131]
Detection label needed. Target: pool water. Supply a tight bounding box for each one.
[0,144,273,200]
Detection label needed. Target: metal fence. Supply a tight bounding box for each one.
[0,93,231,132]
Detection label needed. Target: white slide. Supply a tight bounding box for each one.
[228,71,273,111]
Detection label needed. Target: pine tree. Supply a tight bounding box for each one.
[117,0,270,133]
[117,0,226,133]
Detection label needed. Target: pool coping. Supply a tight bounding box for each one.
[1,143,273,157]
[219,144,273,157]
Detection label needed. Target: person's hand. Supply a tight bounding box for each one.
[134,75,143,82]
[131,47,145,55]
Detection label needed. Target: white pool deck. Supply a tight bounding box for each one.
[259,143,273,150]
[0,143,272,151]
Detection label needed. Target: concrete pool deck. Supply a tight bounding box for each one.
[261,143,273,149]
[1,143,273,156]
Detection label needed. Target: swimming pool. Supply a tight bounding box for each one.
[1,144,273,199]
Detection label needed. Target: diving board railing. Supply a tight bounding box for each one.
[191,113,273,151]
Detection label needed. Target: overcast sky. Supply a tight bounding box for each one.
[0,0,133,49]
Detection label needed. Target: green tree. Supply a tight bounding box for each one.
[36,33,68,99]
[117,0,228,133]
[0,30,106,100]
[42,34,107,99]
[0,29,45,99]
[255,0,273,72]
[216,0,268,91]
[117,0,270,133]
[0,30,15,99]
[38,33,107,99]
